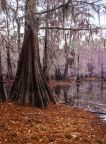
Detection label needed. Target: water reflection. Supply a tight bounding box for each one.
[52,81,106,121]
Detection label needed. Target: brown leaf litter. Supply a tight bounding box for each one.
[0,102,106,144]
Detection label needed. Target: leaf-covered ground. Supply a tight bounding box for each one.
[0,102,106,144]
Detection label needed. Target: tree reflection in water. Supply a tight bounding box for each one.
[63,86,70,104]
[87,81,93,94]
[53,81,106,114]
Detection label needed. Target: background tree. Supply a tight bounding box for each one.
[0,50,6,102]
[43,3,49,80]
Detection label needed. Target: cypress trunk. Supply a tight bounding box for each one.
[9,0,56,108]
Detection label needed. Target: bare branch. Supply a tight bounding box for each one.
[35,0,71,14]
[39,26,105,31]
[35,0,106,15]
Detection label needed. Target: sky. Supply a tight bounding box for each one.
[94,13,106,27]
[93,0,106,27]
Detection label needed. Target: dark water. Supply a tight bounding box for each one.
[52,81,106,122]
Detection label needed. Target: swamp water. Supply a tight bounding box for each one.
[52,81,106,122]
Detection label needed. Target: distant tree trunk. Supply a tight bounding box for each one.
[63,59,69,79]
[63,86,69,104]
[55,66,63,80]
[15,1,21,52]
[63,35,70,79]
[9,0,56,108]
[0,51,6,102]
[12,4,21,51]
[6,15,13,79]
[16,18,21,51]
[101,63,104,79]
[76,52,80,81]
[6,46,13,79]
[43,4,49,81]
[101,46,104,80]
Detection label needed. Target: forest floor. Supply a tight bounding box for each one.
[0,102,106,144]
[48,80,71,88]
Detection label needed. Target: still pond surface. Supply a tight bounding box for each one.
[52,81,106,122]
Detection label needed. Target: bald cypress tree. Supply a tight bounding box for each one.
[9,0,56,108]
